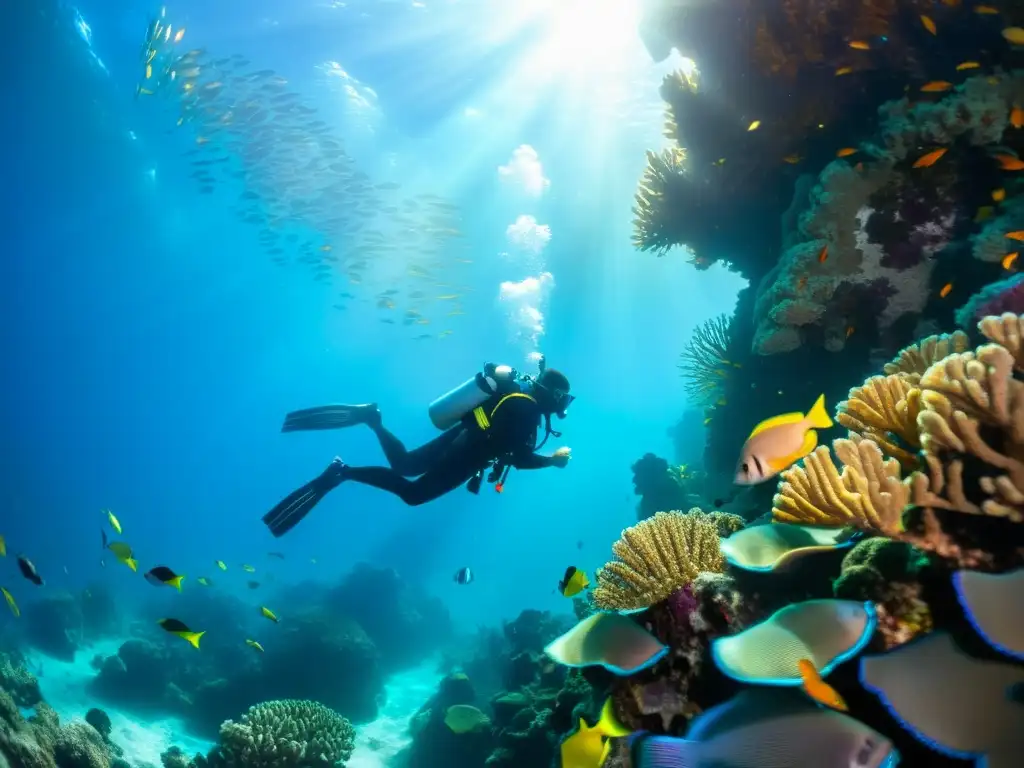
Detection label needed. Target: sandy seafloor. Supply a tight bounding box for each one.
[25,642,442,768]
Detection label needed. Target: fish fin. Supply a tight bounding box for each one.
[598,697,631,738]
[170,576,184,591]
[769,429,819,471]
[748,412,803,439]
[630,733,693,767]
[185,631,205,649]
[126,558,138,572]
[805,394,833,429]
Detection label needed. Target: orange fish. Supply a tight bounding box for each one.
[848,41,870,50]
[845,326,855,338]
[1012,107,1024,128]
[836,148,857,158]
[940,282,954,298]
[1005,231,1024,241]
[1003,252,1019,269]
[921,15,937,34]
[993,188,1007,202]
[996,154,1024,170]
[921,81,953,92]
[798,659,848,712]
[818,245,828,263]
[835,67,853,76]
[913,148,948,168]
[975,5,999,13]
[783,154,802,164]
[956,61,981,70]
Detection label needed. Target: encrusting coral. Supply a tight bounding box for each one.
[217,700,356,768]
[772,437,907,535]
[592,511,725,612]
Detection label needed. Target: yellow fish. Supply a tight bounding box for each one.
[747,120,761,131]
[798,658,848,711]
[216,560,227,571]
[261,606,279,623]
[197,577,212,587]
[242,564,256,573]
[560,698,630,768]
[107,541,138,572]
[1005,231,1024,241]
[1004,252,1019,270]
[993,188,1006,202]
[956,61,981,70]
[848,40,870,50]
[735,394,832,485]
[105,509,122,535]
[0,535,6,557]
[173,27,185,43]
[559,566,589,598]
[1,587,18,618]
[1003,27,1024,44]
[920,14,937,34]
[158,618,204,649]
[834,67,853,76]
[245,639,264,653]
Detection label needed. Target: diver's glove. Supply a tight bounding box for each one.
[551,447,571,468]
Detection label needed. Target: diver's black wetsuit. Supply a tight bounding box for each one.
[263,392,558,537]
[346,392,553,505]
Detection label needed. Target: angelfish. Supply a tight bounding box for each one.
[735,394,833,485]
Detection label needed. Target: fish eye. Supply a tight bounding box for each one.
[741,462,749,474]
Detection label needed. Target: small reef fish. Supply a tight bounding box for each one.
[940,282,954,298]
[913,148,948,168]
[835,67,852,76]
[1003,27,1024,44]
[734,394,833,485]
[144,566,184,591]
[454,567,474,585]
[994,188,1007,201]
[246,639,264,653]
[920,14,937,34]
[1005,231,1024,241]
[0,535,5,557]
[107,542,138,572]
[836,148,857,158]
[196,577,212,587]
[559,566,590,598]
[260,606,279,623]
[783,153,802,164]
[158,618,204,649]
[17,556,43,586]
[817,245,829,262]
[1004,252,1019,270]
[561,698,630,768]
[975,4,999,13]
[1,587,19,617]
[921,81,953,92]
[444,704,490,735]
[957,61,981,70]
[747,120,760,131]
[1012,107,1024,128]
[241,564,256,573]
[995,154,1024,170]
[105,509,122,535]
[798,658,848,711]
[215,560,227,571]
[848,40,870,50]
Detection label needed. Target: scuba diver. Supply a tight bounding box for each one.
[262,356,574,537]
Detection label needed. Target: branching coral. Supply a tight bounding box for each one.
[977,311,1024,370]
[906,343,1024,522]
[836,374,922,469]
[678,314,736,406]
[592,511,725,612]
[772,437,907,535]
[218,700,356,768]
[882,330,970,382]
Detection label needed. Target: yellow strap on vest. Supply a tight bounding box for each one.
[473,392,536,431]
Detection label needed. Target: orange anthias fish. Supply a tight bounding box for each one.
[836,148,857,158]
[848,40,870,50]
[835,66,853,76]
[913,148,948,168]
[957,61,981,70]
[921,81,953,92]
[996,154,1024,170]
[940,282,954,298]
[1011,106,1024,128]
[975,5,999,14]
[734,395,833,485]
[817,245,829,263]
[1005,231,1024,241]
[993,188,1007,202]
[1003,252,1019,270]
[798,659,848,712]
[921,14,937,34]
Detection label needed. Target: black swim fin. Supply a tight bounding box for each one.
[281,403,379,432]
[263,458,347,537]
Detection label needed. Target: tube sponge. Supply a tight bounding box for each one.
[592,511,725,612]
[218,700,356,768]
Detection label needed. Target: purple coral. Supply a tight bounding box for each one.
[955,273,1024,331]
[667,585,698,624]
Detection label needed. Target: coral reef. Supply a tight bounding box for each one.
[215,700,356,768]
[24,595,83,661]
[629,453,693,521]
[678,314,738,408]
[592,510,725,612]
[0,651,42,707]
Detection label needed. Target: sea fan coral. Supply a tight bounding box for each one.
[218,700,356,768]
[772,437,907,535]
[678,314,736,407]
[835,374,922,469]
[592,511,725,612]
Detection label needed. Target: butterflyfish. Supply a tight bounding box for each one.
[734,394,833,485]
[144,566,184,591]
[1,587,19,617]
[559,566,590,598]
[260,606,279,623]
[798,658,848,711]
[158,618,204,649]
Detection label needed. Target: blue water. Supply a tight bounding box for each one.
[2,0,744,629]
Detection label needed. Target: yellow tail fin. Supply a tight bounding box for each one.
[125,558,138,573]
[806,394,833,429]
[170,576,184,592]
[185,631,205,649]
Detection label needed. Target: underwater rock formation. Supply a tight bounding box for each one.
[402,673,493,768]
[24,595,83,662]
[629,453,693,521]
[327,562,453,673]
[0,651,42,707]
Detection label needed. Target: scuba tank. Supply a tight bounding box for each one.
[428,363,519,430]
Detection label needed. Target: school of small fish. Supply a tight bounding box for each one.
[136,8,471,341]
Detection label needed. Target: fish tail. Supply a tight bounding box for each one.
[629,733,694,767]
[170,576,184,591]
[806,394,833,429]
[126,558,138,572]
[185,631,205,649]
